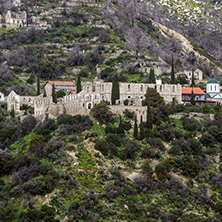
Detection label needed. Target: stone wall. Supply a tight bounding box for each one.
[83,78,182,104]
[110,105,147,124]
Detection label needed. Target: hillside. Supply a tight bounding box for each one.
[1,101,222,221]
[0,0,221,95]
[1,1,222,221]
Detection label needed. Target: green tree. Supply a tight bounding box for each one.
[148,69,155,83]
[170,55,175,84]
[117,115,124,134]
[11,108,15,118]
[140,115,145,140]
[37,75,40,96]
[90,102,114,125]
[133,116,138,139]
[191,70,195,87]
[52,83,57,103]
[190,90,195,106]
[39,60,59,79]
[142,160,154,179]
[146,104,153,129]
[43,88,46,97]
[76,75,82,93]
[111,75,120,105]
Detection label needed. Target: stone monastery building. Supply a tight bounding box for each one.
[7,78,182,122]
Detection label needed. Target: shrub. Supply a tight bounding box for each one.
[200,132,215,147]
[29,135,46,158]
[106,134,122,147]
[155,160,171,180]
[142,160,154,179]
[91,102,114,125]
[20,116,37,137]
[36,119,58,137]
[182,117,201,132]
[123,109,135,119]
[119,139,141,160]
[94,139,109,156]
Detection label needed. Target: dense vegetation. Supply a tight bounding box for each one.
[1,92,222,221]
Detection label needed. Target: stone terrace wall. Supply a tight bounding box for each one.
[110,105,147,124]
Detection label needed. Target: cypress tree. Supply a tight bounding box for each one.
[190,90,195,106]
[170,55,175,84]
[191,70,195,87]
[11,108,15,118]
[111,75,120,105]
[37,75,40,96]
[77,75,82,93]
[133,116,138,139]
[140,115,145,140]
[43,88,46,97]
[146,103,153,129]
[52,83,57,103]
[117,115,124,134]
[148,69,156,83]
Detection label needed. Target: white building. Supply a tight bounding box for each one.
[176,69,203,83]
[206,76,222,102]
[0,92,6,102]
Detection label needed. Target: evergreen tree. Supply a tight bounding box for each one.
[140,115,145,140]
[37,75,40,96]
[191,70,195,87]
[43,88,46,97]
[77,75,82,93]
[190,90,195,106]
[170,55,175,84]
[117,115,124,134]
[52,83,57,103]
[146,103,153,129]
[133,116,138,139]
[111,75,120,105]
[11,108,15,118]
[148,69,156,83]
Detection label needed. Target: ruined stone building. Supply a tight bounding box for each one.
[7,78,182,122]
[0,10,26,28]
[83,77,182,104]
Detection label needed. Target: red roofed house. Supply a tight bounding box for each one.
[44,81,76,97]
[182,87,206,105]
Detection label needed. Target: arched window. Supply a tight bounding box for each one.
[92,85,96,92]
[87,87,89,93]
[215,85,217,91]
[102,84,104,92]
[160,85,162,92]
[128,84,130,91]
[211,85,212,91]
[88,103,91,109]
[173,86,175,93]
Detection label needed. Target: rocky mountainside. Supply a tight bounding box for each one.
[0,0,221,95]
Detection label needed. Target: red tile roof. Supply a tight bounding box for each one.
[70,91,77,94]
[48,81,76,86]
[182,87,206,95]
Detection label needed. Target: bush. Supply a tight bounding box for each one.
[119,139,141,160]
[95,139,109,156]
[106,133,122,147]
[155,160,171,180]
[142,160,154,179]
[182,117,201,132]
[123,109,135,119]
[91,102,114,125]
[20,116,37,137]
[36,119,58,138]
